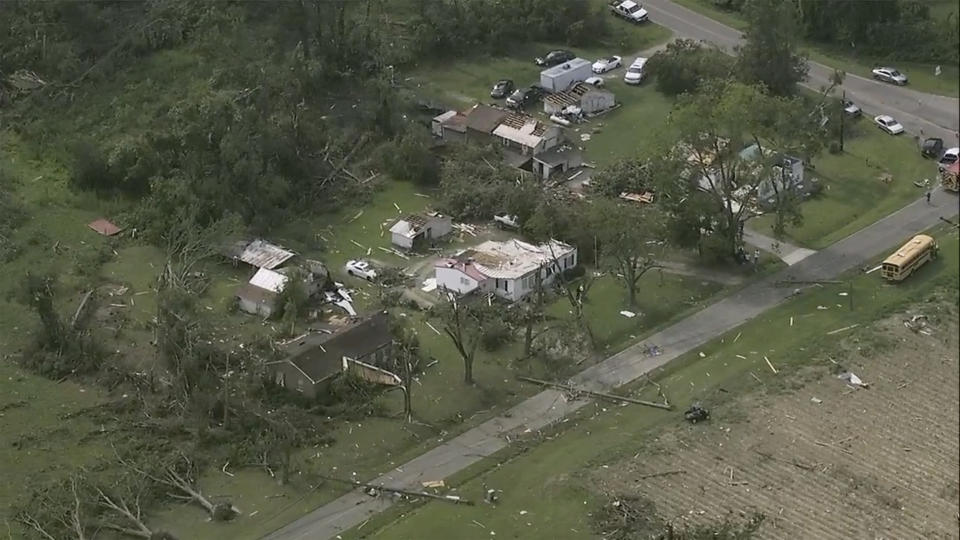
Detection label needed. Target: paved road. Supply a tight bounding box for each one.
[265,188,958,539]
[743,228,817,266]
[638,0,960,144]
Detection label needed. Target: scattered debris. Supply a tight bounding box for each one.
[903,314,929,333]
[826,323,859,335]
[638,469,685,480]
[425,321,441,335]
[817,305,829,310]
[347,210,364,223]
[421,278,437,292]
[88,218,123,236]
[789,316,793,327]
[421,480,445,489]
[837,372,869,389]
[619,310,636,318]
[764,356,778,374]
[698,351,706,358]
[864,265,882,274]
[642,344,662,356]
[810,397,823,404]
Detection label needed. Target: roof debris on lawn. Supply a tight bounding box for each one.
[88,218,123,236]
[225,239,296,269]
[619,191,654,204]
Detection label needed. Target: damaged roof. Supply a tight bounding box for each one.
[464,104,510,134]
[280,312,393,384]
[224,239,296,269]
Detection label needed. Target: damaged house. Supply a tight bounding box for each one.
[434,239,577,302]
[389,212,453,250]
[266,311,397,398]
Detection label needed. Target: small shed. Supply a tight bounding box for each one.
[543,83,615,115]
[540,58,592,92]
[532,145,583,180]
[236,267,288,317]
[432,110,457,137]
[389,212,453,250]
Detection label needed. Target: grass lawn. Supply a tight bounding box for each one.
[578,79,675,167]
[407,24,673,108]
[750,125,938,248]
[667,0,959,97]
[351,224,959,540]
[548,271,721,354]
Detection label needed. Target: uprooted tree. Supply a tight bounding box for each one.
[18,472,178,540]
[122,453,238,522]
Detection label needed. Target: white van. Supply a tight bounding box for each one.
[624,57,648,85]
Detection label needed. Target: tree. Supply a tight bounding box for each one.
[590,199,665,306]
[737,0,807,96]
[437,294,494,385]
[656,81,823,259]
[648,39,734,97]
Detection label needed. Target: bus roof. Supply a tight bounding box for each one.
[882,234,936,266]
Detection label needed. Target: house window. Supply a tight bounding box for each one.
[460,277,470,286]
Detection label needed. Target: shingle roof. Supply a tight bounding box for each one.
[464,104,510,134]
[282,312,392,383]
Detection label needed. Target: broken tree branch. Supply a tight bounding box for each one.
[638,469,685,480]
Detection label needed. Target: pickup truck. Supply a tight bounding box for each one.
[610,0,649,23]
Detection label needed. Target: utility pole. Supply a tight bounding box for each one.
[839,90,845,152]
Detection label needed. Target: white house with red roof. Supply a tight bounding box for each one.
[434,239,577,302]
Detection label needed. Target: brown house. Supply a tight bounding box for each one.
[267,312,395,398]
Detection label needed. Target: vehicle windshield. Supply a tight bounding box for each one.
[890,70,902,77]
[626,4,640,12]
[509,90,523,98]
[628,68,642,74]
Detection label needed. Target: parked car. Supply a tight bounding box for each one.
[490,79,515,99]
[506,86,543,109]
[536,50,575,67]
[938,147,960,172]
[921,137,944,158]
[610,0,649,23]
[874,114,904,135]
[871,67,908,86]
[493,214,519,229]
[842,100,861,117]
[344,260,377,281]
[584,76,605,87]
[623,57,648,85]
[592,55,622,74]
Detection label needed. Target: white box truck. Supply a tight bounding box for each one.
[540,58,592,93]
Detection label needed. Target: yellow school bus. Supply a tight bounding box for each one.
[881,234,938,281]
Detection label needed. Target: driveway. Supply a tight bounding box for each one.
[266,188,958,539]
[640,0,960,143]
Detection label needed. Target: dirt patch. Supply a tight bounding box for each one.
[597,300,960,539]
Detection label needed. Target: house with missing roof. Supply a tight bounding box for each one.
[493,113,562,156]
[235,264,326,317]
[543,82,615,116]
[389,212,453,250]
[266,311,397,398]
[435,239,577,302]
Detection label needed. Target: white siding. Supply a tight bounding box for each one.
[391,232,414,249]
[435,266,479,295]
